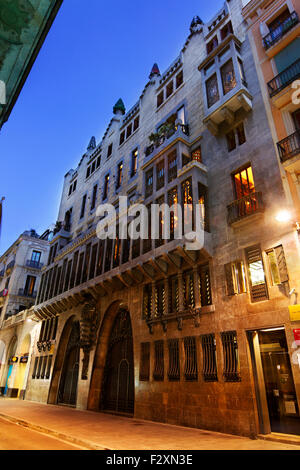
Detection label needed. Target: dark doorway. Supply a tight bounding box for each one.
[57,321,80,406]
[101,309,134,415]
[249,327,300,436]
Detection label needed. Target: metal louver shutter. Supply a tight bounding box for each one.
[224,263,235,296]
[274,245,289,283]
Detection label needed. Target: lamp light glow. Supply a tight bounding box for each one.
[275,210,292,223]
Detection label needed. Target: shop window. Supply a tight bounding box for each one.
[201,334,218,381]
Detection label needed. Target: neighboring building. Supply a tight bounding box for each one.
[0,0,63,130]
[25,0,300,438]
[0,229,51,397]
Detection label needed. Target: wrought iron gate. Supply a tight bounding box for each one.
[58,321,80,406]
[101,309,134,414]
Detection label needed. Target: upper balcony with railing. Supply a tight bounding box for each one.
[267,57,300,108]
[26,259,44,270]
[263,11,299,51]
[145,122,189,159]
[277,129,300,165]
[227,191,264,226]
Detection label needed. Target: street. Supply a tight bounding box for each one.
[0,416,85,450]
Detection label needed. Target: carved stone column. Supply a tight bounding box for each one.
[79,293,100,380]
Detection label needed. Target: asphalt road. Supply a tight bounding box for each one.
[0,417,85,450]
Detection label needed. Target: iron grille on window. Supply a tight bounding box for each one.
[155,281,165,317]
[143,284,152,320]
[168,339,180,381]
[168,275,179,314]
[201,334,218,381]
[183,270,195,309]
[140,342,150,381]
[153,340,164,381]
[221,331,241,382]
[184,337,198,381]
[199,264,212,306]
[46,356,53,380]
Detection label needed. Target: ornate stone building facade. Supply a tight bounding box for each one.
[25,0,300,437]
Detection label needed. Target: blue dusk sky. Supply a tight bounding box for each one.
[0,0,224,253]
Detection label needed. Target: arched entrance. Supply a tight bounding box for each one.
[101,309,134,415]
[57,320,80,406]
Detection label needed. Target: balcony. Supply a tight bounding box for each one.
[263,11,299,50]
[26,260,44,270]
[18,288,37,298]
[227,192,264,226]
[277,130,300,167]
[267,58,300,108]
[145,123,189,158]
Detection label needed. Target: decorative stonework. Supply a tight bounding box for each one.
[79,293,101,380]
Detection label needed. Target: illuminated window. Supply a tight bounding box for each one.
[266,245,289,285]
[166,80,174,98]
[116,162,123,189]
[131,149,138,177]
[225,261,247,295]
[233,165,255,200]
[103,174,109,200]
[245,245,268,302]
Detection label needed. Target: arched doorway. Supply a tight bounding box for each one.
[57,320,80,406]
[101,309,134,415]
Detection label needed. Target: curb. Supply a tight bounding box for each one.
[0,412,111,451]
[258,433,300,447]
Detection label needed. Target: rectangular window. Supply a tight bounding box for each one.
[157,91,164,108]
[224,261,247,295]
[82,244,91,284]
[89,244,98,280]
[221,331,241,382]
[176,70,183,88]
[184,337,198,381]
[153,340,164,381]
[113,230,121,268]
[266,245,289,285]
[140,343,150,381]
[155,195,165,248]
[201,334,218,381]
[233,165,255,199]
[116,162,123,189]
[143,204,152,254]
[198,183,209,232]
[220,21,233,40]
[133,116,139,132]
[104,239,113,272]
[226,130,236,151]
[80,195,87,219]
[166,80,174,98]
[143,284,152,319]
[145,169,153,197]
[41,356,48,379]
[75,252,84,286]
[168,186,178,241]
[91,184,98,210]
[126,123,132,139]
[119,130,125,145]
[168,150,177,182]
[207,35,218,54]
[238,59,246,86]
[25,275,36,296]
[206,73,219,108]
[86,166,91,179]
[64,260,72,292]
[199,264,212,306]
[96,240,104,276]
[131,149,138,177]
[103,174,110,200]
[221,59,236,95]
[32,357,39,379]
[107,143,113,158]
[168,339,180,381]
[236,122,246,146]
[245,245,268,302]
[36,356,43,379]
[46,356,53,380]
[156,160,165,190]
[168,275,179,313]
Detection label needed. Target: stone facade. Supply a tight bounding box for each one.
[25,0,300,438]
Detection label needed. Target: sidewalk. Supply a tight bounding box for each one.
[0,399,299,450]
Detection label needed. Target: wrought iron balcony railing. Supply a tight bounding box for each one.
[18,288,37,298]
[26,260,44,269]
[227,191,264,225]
[277,129,300,162]
[145,123,189,157]
[267,58,300,97]
[263,11,299,50]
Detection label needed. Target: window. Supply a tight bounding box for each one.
[155,195,165,248]
[184,337,198,381]
[226,130,236,151]
[221,331,240,382]
[113,230,121,268]
[89,244,98,280]
[199,264,212,306]
[145,169,153,197]
[168,151,177,182]
[119,130,125,146]
[266,245,289,285]
[32,357,39,379]
[91,184,98,210]
[86,167,91,179]
[80,194,87,219]
[168,275,179,313]
[116,162,123,189]
[140,343,150,381]
[156,160,165,190]
[143,284,152,319]
[107,143,113,158]
[236,123,246,145]
[31,251,41,263]
[153,340,164,381]
[24,275,36,296]
[221,59,236,95]
[168,339,180,381]
[201,334,218,381]
[198,183,209,232]
[238,59,247,86]
[68,180,77,196]
[103,174,110,200]
[207,35,218,54]
[104,239,113,272]
[168,187,178,240]
[131,149,138,177]
[183,270,195,309]
[206,73,219,108]
[220,21,233,40]
[245,245,268,302]
[224,261,247,295]
[227,123,246,151]
[133,116,139,132]
[157,91,164,108]
[233,165,255,200]
[176,70,183,88]
[166,80,174,98]
[126,123,132,138]
[154,280,165,315]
